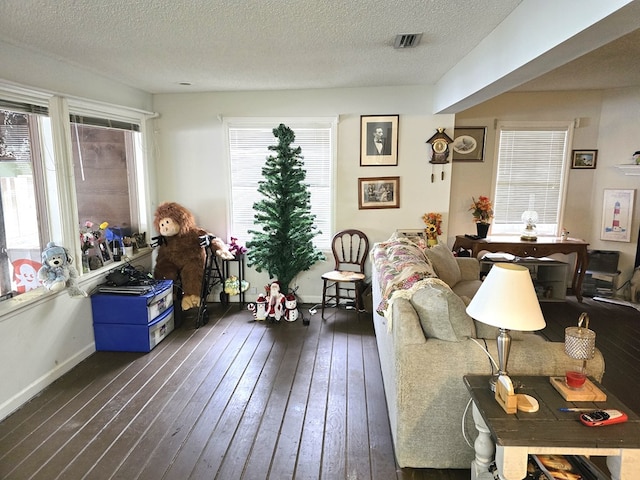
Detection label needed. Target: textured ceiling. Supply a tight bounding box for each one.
[0,0,638,96]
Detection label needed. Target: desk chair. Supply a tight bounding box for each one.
[321,229,369,319]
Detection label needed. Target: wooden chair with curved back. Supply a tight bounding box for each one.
[321,229,369,319]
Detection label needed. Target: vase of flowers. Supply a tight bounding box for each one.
[469,196,493,238]
[422,212,443,247]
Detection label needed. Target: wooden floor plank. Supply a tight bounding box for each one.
[321,314,347,480]
[155,322,266,479]
[346,320,371,479]
[292,314,333,480]
[81,310,243,479]
[113,308,249,479]
[2,295,637,479]
[261,316,322,479]
[188,322,286,478]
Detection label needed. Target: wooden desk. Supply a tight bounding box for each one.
[464,375,640,480]
[453,235,589,302]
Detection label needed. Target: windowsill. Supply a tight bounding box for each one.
[0,248,152,321]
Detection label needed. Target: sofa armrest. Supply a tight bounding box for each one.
[456,257,480,282]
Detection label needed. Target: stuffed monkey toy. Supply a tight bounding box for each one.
[152,202,232,311]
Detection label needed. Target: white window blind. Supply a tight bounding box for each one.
[492,123,571,236]
[227,119,335,250]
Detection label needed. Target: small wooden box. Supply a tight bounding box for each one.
[495,377,518,414]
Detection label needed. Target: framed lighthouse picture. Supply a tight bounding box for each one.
[601,189,635,242]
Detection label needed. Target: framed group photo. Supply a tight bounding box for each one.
[600,189,635,242]
[571,150,598,169]
[452,127,486,162]
[360,115,399,166]
[358,176,400,209]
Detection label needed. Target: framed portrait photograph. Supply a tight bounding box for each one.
[601,189,635,242]
[358,176,400,209]
[571,150,598,169]
[452,127,486,162]
[360,115,399,166]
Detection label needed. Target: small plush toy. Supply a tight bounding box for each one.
[265,281,286,322]
[37,242,87,297]
[284,293,299,322]
[247,293,268,321]
[152,202,233,311]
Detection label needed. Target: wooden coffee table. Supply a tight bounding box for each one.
[464,375,640,480]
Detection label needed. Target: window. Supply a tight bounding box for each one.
[491,122,573,236]
[226,118,336,250]
[0,105,52,299]
[70,114,142,260]
[0,83,151,304]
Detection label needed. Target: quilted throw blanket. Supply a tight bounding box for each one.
[371,238,444,321]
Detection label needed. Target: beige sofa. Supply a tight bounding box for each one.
[370,238,605,469]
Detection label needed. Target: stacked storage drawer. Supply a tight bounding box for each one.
[91,280,175,352]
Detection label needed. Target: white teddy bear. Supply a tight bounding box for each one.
[37,242,87,297]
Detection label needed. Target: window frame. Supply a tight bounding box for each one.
[224,117,337,251]
[490,120,574,237]
[0,81,153,309]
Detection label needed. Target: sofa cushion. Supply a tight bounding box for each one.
[424,243,461,288]
[410,282,476,341]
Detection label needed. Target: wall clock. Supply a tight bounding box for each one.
[426,128,453,181]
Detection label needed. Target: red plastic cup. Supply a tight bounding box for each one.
[565,370,586,388]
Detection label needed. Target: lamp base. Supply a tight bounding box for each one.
[489,375,498,392]
[489,328,512,391]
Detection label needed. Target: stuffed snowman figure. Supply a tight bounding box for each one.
[284,294,299,322]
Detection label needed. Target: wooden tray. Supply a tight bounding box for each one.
[549,376,607,401]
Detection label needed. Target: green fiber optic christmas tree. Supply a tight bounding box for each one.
[246,124,325,293]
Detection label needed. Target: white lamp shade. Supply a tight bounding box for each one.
[466,263,546,331]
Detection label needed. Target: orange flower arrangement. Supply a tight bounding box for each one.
[469,196,494,224]
[422,212,443,239]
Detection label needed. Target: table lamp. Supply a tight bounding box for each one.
[466,263,546,390]
[521,210,538,241]
[564,312,596,389]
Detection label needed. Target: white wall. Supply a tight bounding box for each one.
[0,41,152,112]
[451,88,640,293]
[0,42,155,421]
[152,86,454,302]
[594,87,640,280]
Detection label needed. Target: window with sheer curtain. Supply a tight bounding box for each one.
[226,118,335,250]
[491,122,573,236]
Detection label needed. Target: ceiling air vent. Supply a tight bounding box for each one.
[394,33,423,49]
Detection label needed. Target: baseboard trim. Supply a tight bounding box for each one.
[0,343,95,421]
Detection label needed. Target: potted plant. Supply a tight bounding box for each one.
[469,196,493,238]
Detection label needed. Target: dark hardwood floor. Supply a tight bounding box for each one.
[1,295,638,479]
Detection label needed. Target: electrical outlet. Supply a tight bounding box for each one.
[249,287,257,295]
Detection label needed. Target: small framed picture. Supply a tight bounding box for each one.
[360,115,399,166]
[358,176,400,209]
[452,127,486,162]
[95,237,114,266]
[601,189,635,242]
[571,150,598,169]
